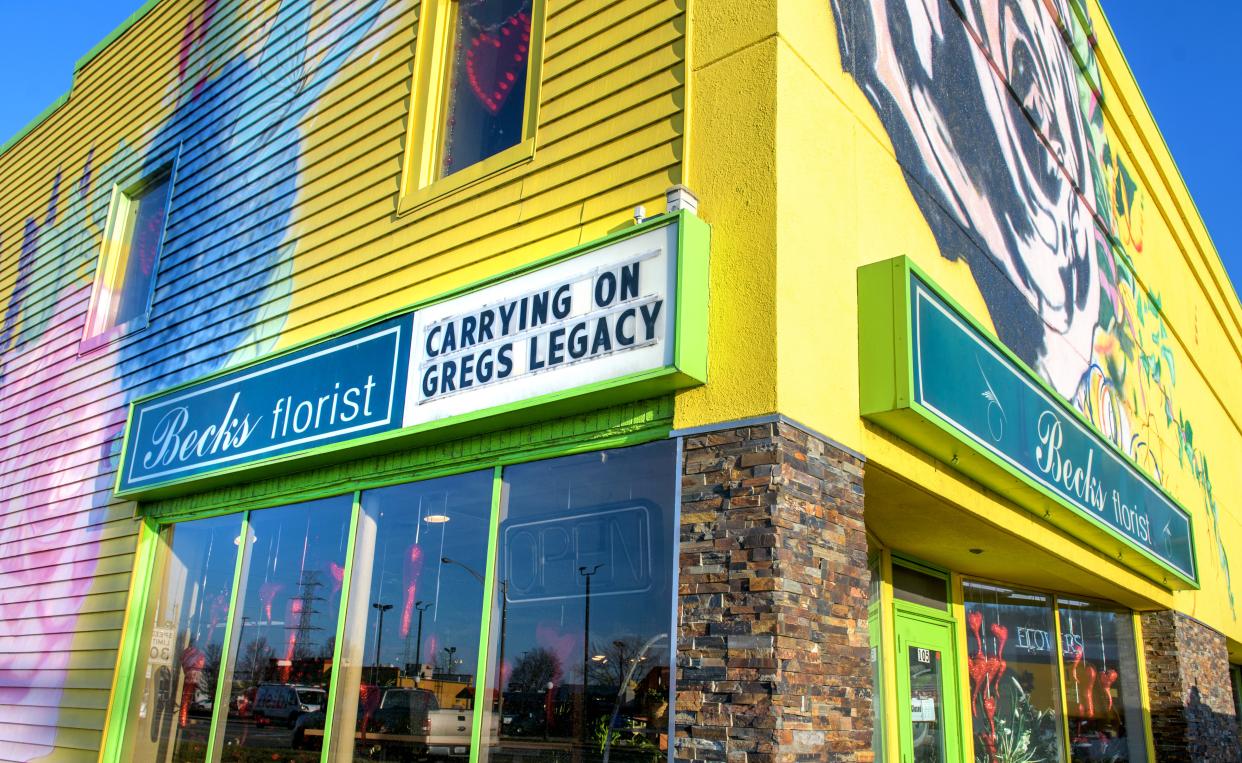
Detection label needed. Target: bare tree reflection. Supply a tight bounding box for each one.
[510,648,561,691]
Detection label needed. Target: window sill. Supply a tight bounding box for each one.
[396,137,535,217]
[79,314,149,356]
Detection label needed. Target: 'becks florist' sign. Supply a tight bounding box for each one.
[120,315,412,491]
[858,256,1197,588]
[116,212,708,497]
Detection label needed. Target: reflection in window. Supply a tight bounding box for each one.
[893,563,948,611]
[217,496,353,762]
[327,471,494,761]
[121,515,240,762]
[1058,599,1147,762]
[963,582,1065,762]
[439,0,531,177]
[482,440,675,762]
[908,646,945,762]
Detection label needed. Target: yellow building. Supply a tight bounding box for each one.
[0,0,1238,761]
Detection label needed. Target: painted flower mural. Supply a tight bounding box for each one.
[0,0,387,757]
[832,0,1233,610]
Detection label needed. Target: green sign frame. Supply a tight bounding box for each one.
[114,211,709,501]
[859,256,1197,589]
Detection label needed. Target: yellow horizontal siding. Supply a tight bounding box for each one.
[0,3,685,762]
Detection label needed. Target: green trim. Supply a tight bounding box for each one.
[143,396,672,522]
[99,516,161,762]
[320,492,363,763]
[111,408,140,508]
[206,512,252,760]
[857,257,912,416]
[674,212,711,383]
[859,256,1199,589]
[893,608,964,763]
[115,212,708,501]
[74,0,164,72]
[470,467,505,763]
[0,0,164,159]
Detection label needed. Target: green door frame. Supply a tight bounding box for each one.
[888,555,963,763]
[99,405,674,763]
[894,605,964,763]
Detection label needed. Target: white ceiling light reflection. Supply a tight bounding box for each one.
[423,514,451,524]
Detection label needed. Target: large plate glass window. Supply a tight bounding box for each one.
[481,440,676,762]
[117,440,677,762]
[215,496,353,761]
[120,515,241,762]
[1057,598,1147,762]
[325,470,495,761]
[960,580,1149,762]
[963,581,1065,762]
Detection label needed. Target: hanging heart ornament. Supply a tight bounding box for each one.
[465,10,531,114]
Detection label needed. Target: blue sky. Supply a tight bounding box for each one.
[0,1,1237,292]
[1104,1,1242,298]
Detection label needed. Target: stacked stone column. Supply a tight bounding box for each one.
[675,421,872,762]
[1141,610,1241,762]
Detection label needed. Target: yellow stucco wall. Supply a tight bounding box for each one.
[743,0,1242,643]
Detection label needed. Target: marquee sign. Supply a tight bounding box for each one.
[408,224,677,427]
[858,256,1197,588]
[117,212,709,498]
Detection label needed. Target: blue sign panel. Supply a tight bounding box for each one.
[119,314,412,493]
[909,277,1195,581]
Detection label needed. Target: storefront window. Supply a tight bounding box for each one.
[327,470,495,761]
[1058,599,1148,762]
[119,439,678,762]
[893,562,948,611]
[121,514,241,762]
[439,0,532,177]
[481,440,676,762]
[216,496,354,761]
[963,582,1065,763]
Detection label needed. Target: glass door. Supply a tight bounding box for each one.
[895,612,962,763]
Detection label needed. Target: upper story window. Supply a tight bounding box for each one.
[82,165,175,348]
[399,0,546,212]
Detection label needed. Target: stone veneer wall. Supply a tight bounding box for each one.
[1141,609,1241,762]
[675,421,872,762]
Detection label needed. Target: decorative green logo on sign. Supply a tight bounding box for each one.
[859,256,1196,588]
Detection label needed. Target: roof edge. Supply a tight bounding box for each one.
[73,0,164,74]
[0,0,164,161]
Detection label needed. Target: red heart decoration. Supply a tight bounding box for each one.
[465,11,531,114]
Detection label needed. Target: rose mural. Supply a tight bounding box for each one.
[0,0,387,757]
[832,0,1233,610]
